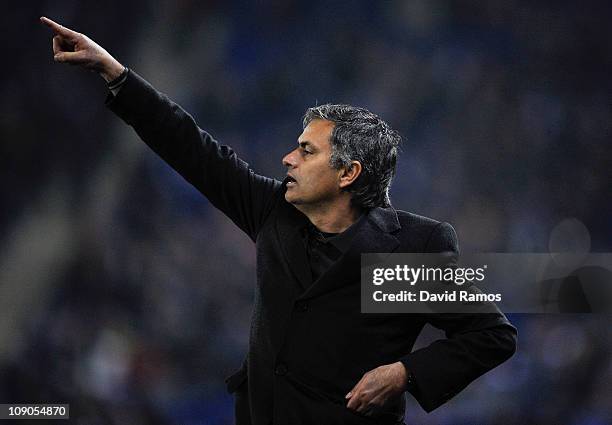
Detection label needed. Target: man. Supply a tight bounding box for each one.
[41,17,517,425]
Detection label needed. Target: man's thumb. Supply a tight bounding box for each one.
[54,51,86,63]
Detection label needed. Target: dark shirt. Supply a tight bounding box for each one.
[301,214,366,284]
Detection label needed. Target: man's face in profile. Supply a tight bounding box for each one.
[282,119,342,206]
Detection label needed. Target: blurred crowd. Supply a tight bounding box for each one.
[0,1,610,424]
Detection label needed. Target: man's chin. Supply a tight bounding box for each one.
[284,192,302,205]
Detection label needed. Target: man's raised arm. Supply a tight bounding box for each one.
[41,17,282,241]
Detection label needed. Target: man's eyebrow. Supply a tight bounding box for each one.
[298,140,315,149]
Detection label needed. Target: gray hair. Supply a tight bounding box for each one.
[303,104,401,209]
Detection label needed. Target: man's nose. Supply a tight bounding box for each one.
[282,149,297,168]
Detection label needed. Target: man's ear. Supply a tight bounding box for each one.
[339,161,362,189]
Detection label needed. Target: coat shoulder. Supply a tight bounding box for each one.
[392,210,457,252]
[394,210,442,229]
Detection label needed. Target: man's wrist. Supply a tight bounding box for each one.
[100,58,126,83]
[397,361,416,393]
[107,67,128,88]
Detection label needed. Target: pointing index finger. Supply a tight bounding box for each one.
[40,16,79,40]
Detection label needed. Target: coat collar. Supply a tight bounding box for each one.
[299,206,400,300]
[275,198,401,299]
[365,205,401,234]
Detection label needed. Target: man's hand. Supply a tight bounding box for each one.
[40,16,124,82]
[345,361,408,416]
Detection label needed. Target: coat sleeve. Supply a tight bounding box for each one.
[399,222,518,412]
[105,69,282,242]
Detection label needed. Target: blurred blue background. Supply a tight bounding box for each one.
[1,0,611,424]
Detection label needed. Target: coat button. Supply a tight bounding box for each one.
[274,363,288,376]
[295,301,308,312]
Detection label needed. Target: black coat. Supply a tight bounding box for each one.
[107,70,517,425]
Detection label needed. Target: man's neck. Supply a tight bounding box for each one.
[295,198,362,234]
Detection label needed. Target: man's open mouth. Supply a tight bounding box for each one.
[286,176,297,185]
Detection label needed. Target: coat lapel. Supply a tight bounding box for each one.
[275,203,312,291]
[298,207,401,300]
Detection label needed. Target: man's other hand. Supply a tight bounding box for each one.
[345,361,407,416]
[40,16,124,82]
